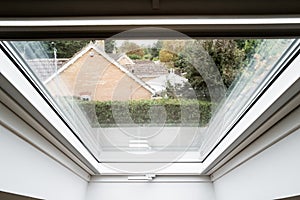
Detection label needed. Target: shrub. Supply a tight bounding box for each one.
[127,54,142,60]
[143,54,151,60]
[79,99,212,127]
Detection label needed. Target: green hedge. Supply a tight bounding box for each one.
[127,54,142,60]
[79,99,212,127]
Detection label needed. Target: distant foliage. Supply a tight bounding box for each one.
[128,54,142,60]
[47,40,90,58]
[174,54,188,71]
[161,40,186,54]
[158,40,186,63]
[159,49,175,62]
[118,41,145,58]
[143,54,151,60]
[126,49,145,58]
[149,41,162,60]
[104,40,116,53]
[171,39,263,101]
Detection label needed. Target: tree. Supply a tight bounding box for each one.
[174,54,188,72]
[235,39,263,57]
[149,41,162,60]
[183,40,224,101]
[161,40,186,54]
[158,40,186,63]
[201,40,245,88]
[48,40,90,58]
[159,50,175,62]
[104,40,116,53]
[163,81,177,99]
[173,39,256,101]
[235,39,263,65]
[118,41,144,58]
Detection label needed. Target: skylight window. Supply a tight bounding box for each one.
[3,31,297,172]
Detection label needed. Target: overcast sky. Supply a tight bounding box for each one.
[115,40,157,48]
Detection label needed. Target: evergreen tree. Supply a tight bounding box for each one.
[172,39,262,101]
[104,40,116,53]
[48,40,90,58]
[149,41,162,60]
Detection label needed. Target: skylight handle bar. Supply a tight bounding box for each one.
[128,174,156,181]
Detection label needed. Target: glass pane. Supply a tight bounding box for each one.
[9,36,294,166]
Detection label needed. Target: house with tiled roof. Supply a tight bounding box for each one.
[108,55,188,94]
[45,43,155,101]
[146,69,188,93]
[123,60,169,82]
[26,58,68,81]
[108,53,134,66]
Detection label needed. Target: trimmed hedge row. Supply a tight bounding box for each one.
[78,99,212,127]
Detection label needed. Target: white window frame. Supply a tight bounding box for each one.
[1,17,300,175]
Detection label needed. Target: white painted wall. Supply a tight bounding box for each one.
[2,105,299,200]
[1,59,299,200]
[86,179,216,200]
[0,114,88,200]
[1,94,299,200]
[213,108,300,200]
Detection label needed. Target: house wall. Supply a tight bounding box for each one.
[212,107,300,200]
[0,103,89,200]
[96,62,152,101]
[47,49,152,101]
